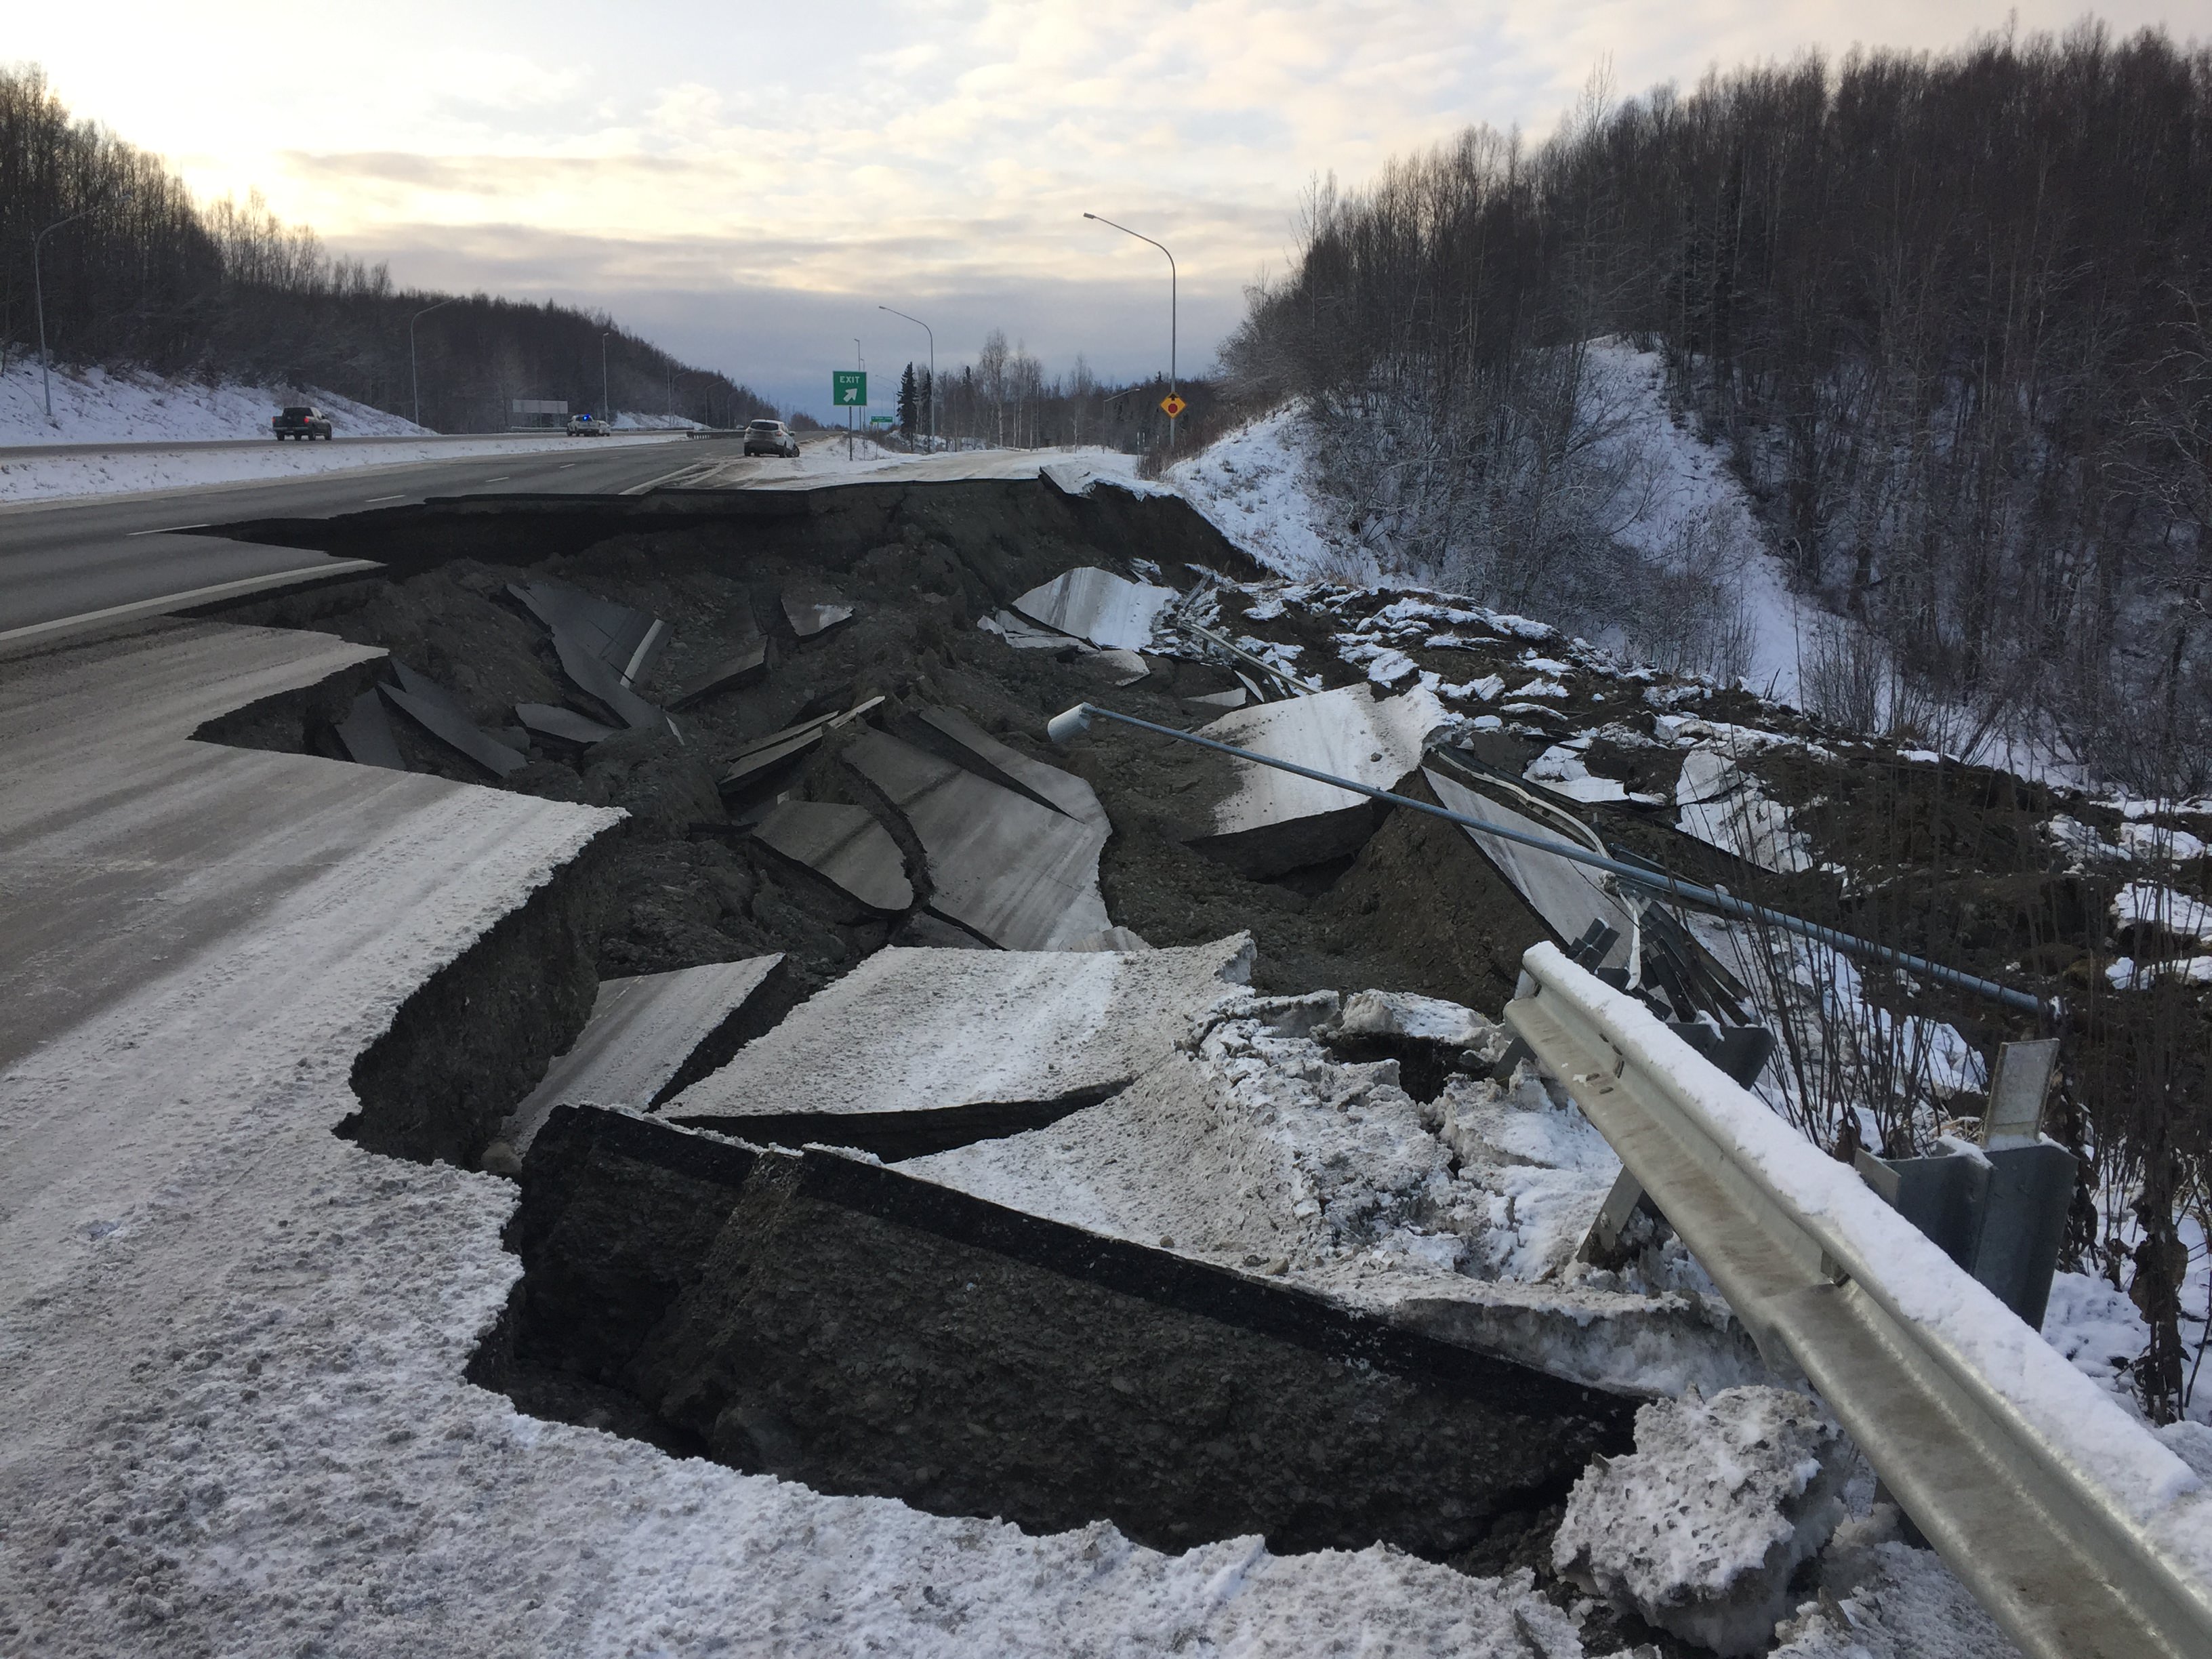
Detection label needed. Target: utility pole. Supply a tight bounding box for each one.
[601,331,612,425]
[1083,212,1178,453]
[409,296,457,430]
[34,192,131,422]
[879,305,935,453]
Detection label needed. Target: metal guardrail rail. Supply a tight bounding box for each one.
[1504,943,2212,1659]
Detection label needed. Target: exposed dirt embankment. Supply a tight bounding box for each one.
[490,1106,1633,1565]
[340,827,619,1166]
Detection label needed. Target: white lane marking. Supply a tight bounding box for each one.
[618,464,706,495]
[124,523,211,537]
[556,463,577,470]
[362,494,409,505]
[483,475,510,483]
[0,560,385,649]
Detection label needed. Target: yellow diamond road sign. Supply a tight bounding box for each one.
[1160,394,1186,418]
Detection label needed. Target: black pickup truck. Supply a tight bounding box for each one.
[272,405,333,441]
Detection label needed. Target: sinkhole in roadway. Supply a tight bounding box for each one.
[179,478,1635,1589]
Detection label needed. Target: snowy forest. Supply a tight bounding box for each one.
[884,332,1212,457]
[1223,23,2212,795]
[0,64,775,432]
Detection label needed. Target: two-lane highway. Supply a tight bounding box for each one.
[0,436,703,641]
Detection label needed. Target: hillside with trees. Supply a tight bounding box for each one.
[1222,22,2212,793]
[0,64,774,432]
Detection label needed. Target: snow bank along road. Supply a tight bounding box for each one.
[0,434,693,640]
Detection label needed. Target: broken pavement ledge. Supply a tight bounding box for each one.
[661,935,1252,1155]
[0,616,1599,1655]
[495,1107,1636,1559]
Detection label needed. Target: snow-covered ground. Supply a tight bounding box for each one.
[1164,407,1384,584]
[1163,343,1818,704]
[1578,340,1807,702]
[670,436,1151,492]
[0,358,428,444]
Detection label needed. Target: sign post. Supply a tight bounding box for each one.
[833,369,866,461]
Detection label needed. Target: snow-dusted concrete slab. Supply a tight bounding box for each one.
[663,937,1252,1155]
[1677,745,1811,874]
[0,630,1596,1656]
[1425,765,1638,973]
[1012,565,1176,650]
[751,799,914,912]
[499,956,784,1152]
[844,727,1111,950]
[904,988,1767,1398]
[1189,682,1448,877]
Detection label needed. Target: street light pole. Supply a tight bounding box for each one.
[601,331,612,425]
[34,192,131,422]
[1083,211,1178,453]
[409,297,457,430]
[878,305,935,453]
[850,337,862,461]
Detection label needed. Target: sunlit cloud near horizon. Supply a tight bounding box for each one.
[14,0,2197,413]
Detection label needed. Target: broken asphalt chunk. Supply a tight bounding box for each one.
[751,800,914,914]
[508,579,671,687]
[498,956,786,1154]
[842,727,1111,950]
[1010,565,1176,650]
[893,705,1105,825]
[1422,764,1637,976]
[516,702,619,749]
[717,697,884,796]
[662,936,1250,1154]
[332,685,405,770]
[379,663,529,778]
[552,628,673,735]
[670,641,769,709]
[781,586,855,639]
[1187,682,1446,878]
[504,1114,1631,1559]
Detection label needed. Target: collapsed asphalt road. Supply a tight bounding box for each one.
[161,472,1717,1610]
[15,466,2022,1656]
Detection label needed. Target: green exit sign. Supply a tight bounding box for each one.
[868,414,895,428]
[832,370,867,405]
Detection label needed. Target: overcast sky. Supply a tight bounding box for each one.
[14,1,2196,415]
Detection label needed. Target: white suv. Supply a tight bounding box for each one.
[743,419,800,457]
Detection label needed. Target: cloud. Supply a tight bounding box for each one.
[16,0,2200,402]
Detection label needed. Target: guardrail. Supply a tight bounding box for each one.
[1504,942,2212,1659]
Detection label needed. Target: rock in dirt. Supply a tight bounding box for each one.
[581,727,725,834]
[1554,1384,1849,1656]
[1328,988,1497,1050]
